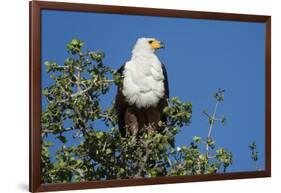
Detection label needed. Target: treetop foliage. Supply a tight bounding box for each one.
[41,38,236,183]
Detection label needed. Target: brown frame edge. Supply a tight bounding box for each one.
[30,1,42,192]
[29,1,271,192]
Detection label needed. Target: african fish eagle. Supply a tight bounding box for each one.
[115,37,169,137]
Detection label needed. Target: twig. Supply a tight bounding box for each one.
[102,141,107,152]
[206,100,219,157]
[42,127,73,134]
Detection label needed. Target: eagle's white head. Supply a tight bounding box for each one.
[132,37,165,56]
[123,37,165,109]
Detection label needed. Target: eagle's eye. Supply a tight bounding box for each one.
[148,40,153,44]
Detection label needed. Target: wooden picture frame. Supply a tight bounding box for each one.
[30,1,271,192]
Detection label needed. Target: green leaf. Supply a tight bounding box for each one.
[96,131,104,139]
[66,38,84,54]
[193,136,201,143]
[106,148,112,154]
[43,141,54,147]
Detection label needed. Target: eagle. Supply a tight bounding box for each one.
[115,37,169,137]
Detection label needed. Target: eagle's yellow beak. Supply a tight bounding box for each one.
[150,40,165,49]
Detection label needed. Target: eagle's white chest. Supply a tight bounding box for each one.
[122,54,165,108]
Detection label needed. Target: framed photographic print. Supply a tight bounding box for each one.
[29,1,271,192]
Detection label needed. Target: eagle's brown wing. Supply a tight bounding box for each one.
[115,64,127,137]
[160,63,169,124]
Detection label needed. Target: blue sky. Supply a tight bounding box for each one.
[41,10,266,172]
